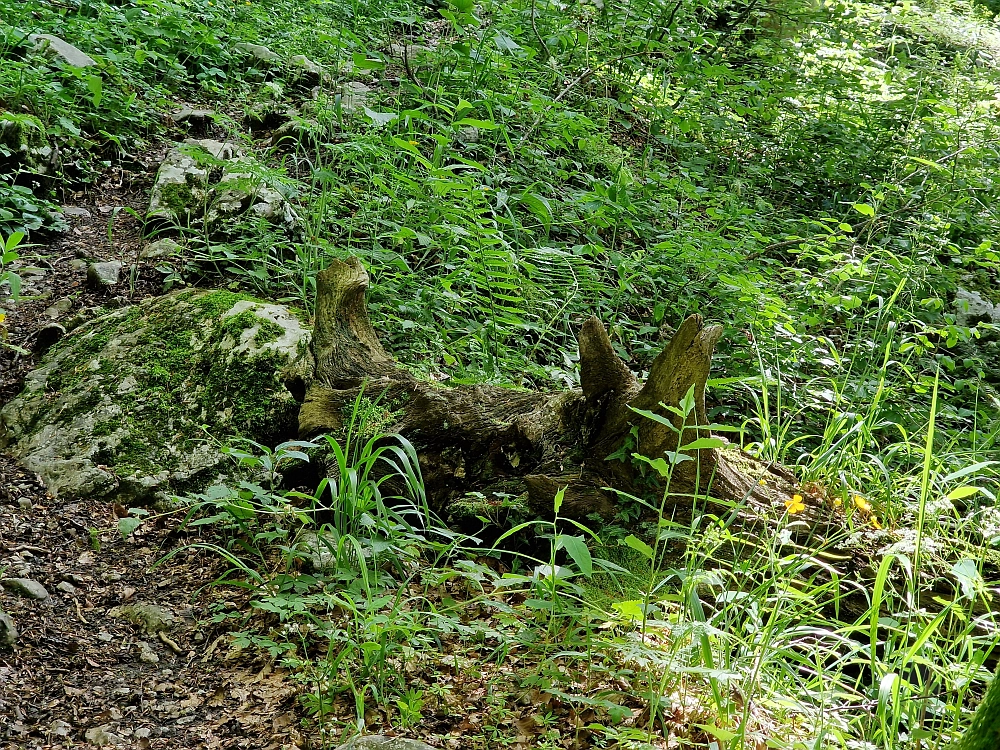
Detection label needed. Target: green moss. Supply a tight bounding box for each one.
[159,181,198,215]
[30,290,305,479]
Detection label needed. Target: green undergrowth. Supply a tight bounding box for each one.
[7,0,1000,746]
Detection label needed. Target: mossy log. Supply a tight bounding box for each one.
[298,257,788,518]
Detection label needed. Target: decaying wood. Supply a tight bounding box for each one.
[298,256,782,519]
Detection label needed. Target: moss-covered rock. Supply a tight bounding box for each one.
[0,290,313,504]
[146,139,296,231]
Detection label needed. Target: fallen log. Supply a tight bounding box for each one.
[298,256,791,519]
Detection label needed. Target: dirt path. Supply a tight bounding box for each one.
[1,140,312,748]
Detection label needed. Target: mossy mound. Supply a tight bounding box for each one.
[0,290,313,504]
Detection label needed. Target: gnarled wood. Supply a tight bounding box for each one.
[298,257,770,519]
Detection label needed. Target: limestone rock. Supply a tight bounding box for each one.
[336,737,436,750]
[2,577,50,600]
[0,609,17,648]
[87,260,123,287]
[108,603,175,634]
[286,54,323,87]
[139,238,184,261]
[0,290,314,504]
[146,139,297,230]
[29,34,98,67]
[338,82,373,115]
[169,108,215,136]
[235,42,281,65]
[955,288,1000,328]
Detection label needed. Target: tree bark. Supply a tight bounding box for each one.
[298,257,781,519]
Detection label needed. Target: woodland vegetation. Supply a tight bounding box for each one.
[3,0,1000,747]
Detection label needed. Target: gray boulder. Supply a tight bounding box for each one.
[2,578,49,600]
[146,139,297,229]
[0,290,313,504]
[87,260,123,287]
[29,34,98,67]
[286,54,323,87]
[139,238,184,261]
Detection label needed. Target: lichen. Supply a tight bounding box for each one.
[16,289,310,486]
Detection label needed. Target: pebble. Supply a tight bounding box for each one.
[56,581,78,595]
[97,631,114,642]
[17,497,32,510]
[87,261,123,287]
[138,641,159,664]
[1,578,50,600]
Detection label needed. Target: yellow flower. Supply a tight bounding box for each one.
[785,494,805,514]
[871,515,882,530]
[758,478,767,486]
[0,312,5,325]
[853,495,871,513]
[833,498,842,508]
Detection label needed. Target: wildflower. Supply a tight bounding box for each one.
[758,478,767,486]
[871,515,882,530]
[785,494,805,514]
[853,495,871,513]
[408,140,418,146]
[833,498,842,508]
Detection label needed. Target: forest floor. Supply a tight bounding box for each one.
[0,145,313,748]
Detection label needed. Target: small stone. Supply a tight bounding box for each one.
[77,551,95,566]
[97,631,114,642]
[139,238,183,261]
[17,497,32,510]
[87,261,123,287]
[43,297,74,320]
[0,609,16,648]
[68,259,88,271]
[2,578,49,600]
[61,206,92,219]
[135,728,151,739]
[56,581,78,595]
[30,34,98,67]
[137,641,159,664]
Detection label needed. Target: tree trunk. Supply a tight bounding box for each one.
[953,666,1000,750]
[298,257,786,519]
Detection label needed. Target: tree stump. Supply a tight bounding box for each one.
[298,257,786,518]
